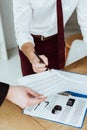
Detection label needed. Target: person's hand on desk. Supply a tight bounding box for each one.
[6,85,47,109]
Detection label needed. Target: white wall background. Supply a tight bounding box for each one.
[0,0,80,50]
[0,12,8,60]
[0,0,17,50]
[65,11,81,37]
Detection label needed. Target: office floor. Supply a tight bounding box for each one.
[0,47,22,85]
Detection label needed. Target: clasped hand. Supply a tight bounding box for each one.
[32,54,48,73]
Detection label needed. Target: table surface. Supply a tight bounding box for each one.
[0,56,87,130]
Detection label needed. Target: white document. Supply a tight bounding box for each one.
[18,69,87,96]
[23,94,87,128]
[18,69,87,128]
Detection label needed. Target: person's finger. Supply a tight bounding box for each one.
[25,96,47,108]
[33,96,47,104]
[33,54,48,67]
[40,55,48,66]
[37,98,46,104]
[33,62,46,68]
[27,88,41,97]
[32,64,47,73]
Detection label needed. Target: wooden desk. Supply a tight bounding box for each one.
[0,56,87,130]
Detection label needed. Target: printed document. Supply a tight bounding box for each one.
[23,94,87,128]
[18,69,87,128]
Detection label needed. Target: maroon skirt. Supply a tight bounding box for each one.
[18,34,65,76]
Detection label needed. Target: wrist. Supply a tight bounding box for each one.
[21,42,35,63]
[28,52,36,64]
[6,85,12,100]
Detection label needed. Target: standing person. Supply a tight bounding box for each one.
[12,0,87,76]
[0,82,46,109]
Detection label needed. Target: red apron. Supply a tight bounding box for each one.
[18,0,65,76]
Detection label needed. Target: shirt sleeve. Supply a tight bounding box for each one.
[0,82,9,106]
[76,0,87,43]
[13,0,35,49]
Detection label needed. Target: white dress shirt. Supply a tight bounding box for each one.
[13,0,87,49]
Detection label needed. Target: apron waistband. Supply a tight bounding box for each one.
[32,34,57,41]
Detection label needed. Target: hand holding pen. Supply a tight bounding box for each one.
[31,52,48,73]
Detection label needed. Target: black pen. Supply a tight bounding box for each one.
[34,52,48,69]
[34,52,45,64]
[34,103,41,110]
